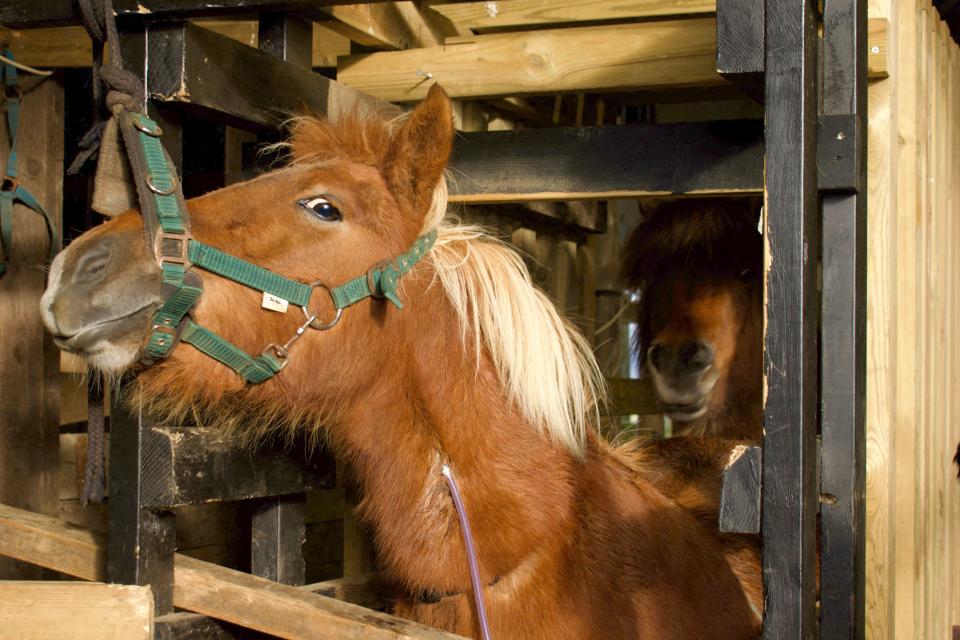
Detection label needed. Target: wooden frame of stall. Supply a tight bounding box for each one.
[0,1,957,639]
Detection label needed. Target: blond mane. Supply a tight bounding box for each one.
[421,182,607,457]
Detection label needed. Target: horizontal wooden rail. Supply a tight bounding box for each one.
[0,503,466,640]
[336,17,888,102]
[449,119,764,203]
[431,0,716,31]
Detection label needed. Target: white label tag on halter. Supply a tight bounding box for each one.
[261,292,289,313]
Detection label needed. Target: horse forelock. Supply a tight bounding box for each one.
[623,198,762,289]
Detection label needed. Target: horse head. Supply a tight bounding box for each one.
[41,85,454,431]
[624,198,762,438]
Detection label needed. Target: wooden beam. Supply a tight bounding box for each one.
[430,0,714,31]
[0,503,466,640]
[448,120,764,203]
[1,0,471,28]
[0,501,106,581]
[0,74,63,579]
[336,17,888,102]
[0,582,154,640]
[143,22,394,131]
[0,22,350,69]
[322,2,453,49]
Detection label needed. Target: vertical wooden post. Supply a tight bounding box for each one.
[0,74,63,578]
[762,0,820,636]
[108,26,181,614]
[819,0,868,637]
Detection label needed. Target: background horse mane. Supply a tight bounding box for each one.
[623,198,763,441]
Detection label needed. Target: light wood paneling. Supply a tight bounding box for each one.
[866,0,960,636]
[0,582,153,640]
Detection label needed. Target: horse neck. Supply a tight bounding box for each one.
[330,270,579,589]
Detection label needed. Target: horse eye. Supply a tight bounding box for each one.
[738,268,753,282]
[298,196,342,222]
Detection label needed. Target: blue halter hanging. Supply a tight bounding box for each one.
[0,49,58,278]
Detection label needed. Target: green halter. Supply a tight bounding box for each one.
[117,110,435,384]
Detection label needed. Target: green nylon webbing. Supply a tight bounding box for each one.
[188,241,313,308]
[330,229,437,310]
[180,320,284,384]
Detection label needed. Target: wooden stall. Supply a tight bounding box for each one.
[865,0,960,638]
[0,0,956,638]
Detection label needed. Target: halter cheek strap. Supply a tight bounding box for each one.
[116,110,436,384]
[0,49,59,278]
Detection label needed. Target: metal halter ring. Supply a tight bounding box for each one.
[146,173,177,196]
[304,283,343,331]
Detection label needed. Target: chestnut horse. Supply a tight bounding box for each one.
[623,199,763,442]
[41,86,760,639]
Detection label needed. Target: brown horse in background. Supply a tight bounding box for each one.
[40,86,761,639]
[623,199,763,442]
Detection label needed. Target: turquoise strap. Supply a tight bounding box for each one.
[188,241,313,308]
[330,229,437,310]
[0,50,58,278]
[180,320,285,384]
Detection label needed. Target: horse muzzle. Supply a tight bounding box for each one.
[647,340,718,421]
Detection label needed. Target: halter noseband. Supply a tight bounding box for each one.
[116,109,436,384]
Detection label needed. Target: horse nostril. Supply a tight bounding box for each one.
[682,341,714,372]
[75,240,113,283]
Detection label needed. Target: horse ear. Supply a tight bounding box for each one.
[384,84,454,220]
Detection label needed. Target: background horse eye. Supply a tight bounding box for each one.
[298,196,342,221]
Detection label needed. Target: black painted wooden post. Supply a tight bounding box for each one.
[819,0,868,637]
[108,393,177,614]
[251,496,307,585]
[107,26,187,615]
[762,0,820,637]
[246,12,312,586]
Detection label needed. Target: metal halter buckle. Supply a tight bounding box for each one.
[155,231,192,268]
[0,176,18,193]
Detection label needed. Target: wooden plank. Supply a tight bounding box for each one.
[715,0,764,100]
[0,502,106,581]
[0,22,349,69]
[0,582,153,640]
[761,0,820,636]
[0,503,466,640]
[430,0,714,30]
[0,74,63,579]
[136,426,334,508]
[819,0,868,637]
[144,22,395,131]
[323,2,453,49]
[449,120,763,203]
[336,17,889,102]
[719,445,761,534]
[0,0,471,28]
[251,495,307,586]
[338,17,723,101]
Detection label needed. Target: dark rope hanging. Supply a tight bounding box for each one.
[68,0,145,174]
